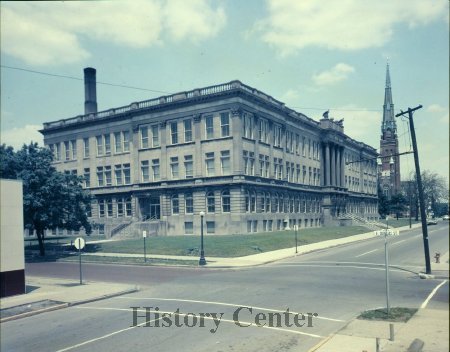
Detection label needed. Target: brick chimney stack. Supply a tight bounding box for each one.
[84,67,97,114]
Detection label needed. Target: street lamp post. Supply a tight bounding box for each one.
[199,211,207,266]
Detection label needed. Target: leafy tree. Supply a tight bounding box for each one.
[0,144,18,179]
[389,193,407,220]
[0,143,92,256]
[406,170,449,219]
[378,185,390,218]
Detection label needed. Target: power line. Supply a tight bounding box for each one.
[1,65,171,94]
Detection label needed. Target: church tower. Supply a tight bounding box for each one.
[379,63,401,199]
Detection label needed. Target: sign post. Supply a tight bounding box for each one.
[374,217,399,317]
[74,237,85,285]
[143,231,147,263]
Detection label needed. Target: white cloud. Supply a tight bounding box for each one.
[427,104,446,113]
[332,105,381,148]
[1,0,226,66]
[164,0,226,42]
[256,0,448,55]
[0,125,44,150]
[312,63,355,86]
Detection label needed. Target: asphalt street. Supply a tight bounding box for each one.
[2,222,448,352]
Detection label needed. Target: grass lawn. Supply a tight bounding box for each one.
[378,218,420,228]
[358,307,418,322]
[83,226,370,257]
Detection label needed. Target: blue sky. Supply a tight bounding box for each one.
[1,0,448,181]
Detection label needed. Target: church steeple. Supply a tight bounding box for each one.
[381,62,396,136]
[379,62,401,199]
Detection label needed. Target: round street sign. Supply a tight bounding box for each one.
[74,237,85,250]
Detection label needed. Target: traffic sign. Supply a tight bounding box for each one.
[374,230,399,236]
[143,231,147,238]
[74,237,85,250]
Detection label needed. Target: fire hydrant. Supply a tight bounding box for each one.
[434,252,441,263]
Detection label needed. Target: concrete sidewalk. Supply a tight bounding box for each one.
[309,307,449,352]
[0,276,138,322]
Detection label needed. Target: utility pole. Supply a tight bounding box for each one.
[396,105,431,274]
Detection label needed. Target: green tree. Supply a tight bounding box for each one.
[389,193,407,220]
[378,185,390,218]
[1,143,92,256]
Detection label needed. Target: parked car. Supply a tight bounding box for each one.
[442,215,450,220]
[427,218,438,225]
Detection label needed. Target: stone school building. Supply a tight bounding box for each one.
[40,68,378,237]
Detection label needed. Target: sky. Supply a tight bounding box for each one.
[1,0,449,182]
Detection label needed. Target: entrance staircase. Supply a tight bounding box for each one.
[340,213,390,231]
[111,218,161,239]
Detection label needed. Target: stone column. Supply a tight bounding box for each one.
[159,122,167,181]
[341,148,344,187]
[320,144,325,186]
[330,144,336,186]
[193,115,202,177]
[231,108,243,174]
[325,143,330,186]
[336,146,342,187]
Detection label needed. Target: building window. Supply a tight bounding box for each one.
[274,125,282,147]
[140,126,149,148]
[250,192,256,212]
[114,164,122,185]
[141,160,149,182]
[152,159,160,181]
[64,141,70,160]
[243,114,253,139]
[184,155,193,178]
[96,135,103,156]
[258,119,269,143]
[83,168,90,188]
[205,152,215,176]
[220,112,230,137]
[114,132,122,153]
[184,119,193,142]
[152,125,160,147]
[104,134,111,155]
[123,131,130,152]
[98,200,105,218]
[71,140,77,159]
[222,190,231,212]
[207,191,215,213]
[83,138,90,158]
[185,193,194,214]
[117,198,124,217]
[106,199,113,217]
[205,115,214,139]
[206,221,215,234]
[105,166,112,186]
[123,163,131,184]
[125,197,132,216]
[171,122,178,144]
[55,143,61,161]
[184,222,193,235]
[172,195,179,215]
[302,137,306,157]
[170,157,179,178]
[97,167,104,186]
[221,150,230,175]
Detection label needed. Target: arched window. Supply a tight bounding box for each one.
[171,195,179,215]
[259,192,265,213]
[280,194,284,213]
[206,191,215,213]
[222,190,231,213]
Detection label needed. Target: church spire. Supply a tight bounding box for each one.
[381,62,396,135]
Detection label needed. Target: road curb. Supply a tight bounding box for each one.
[0,286,139,323]
[68,286,139,307]
[0,302,69,323]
